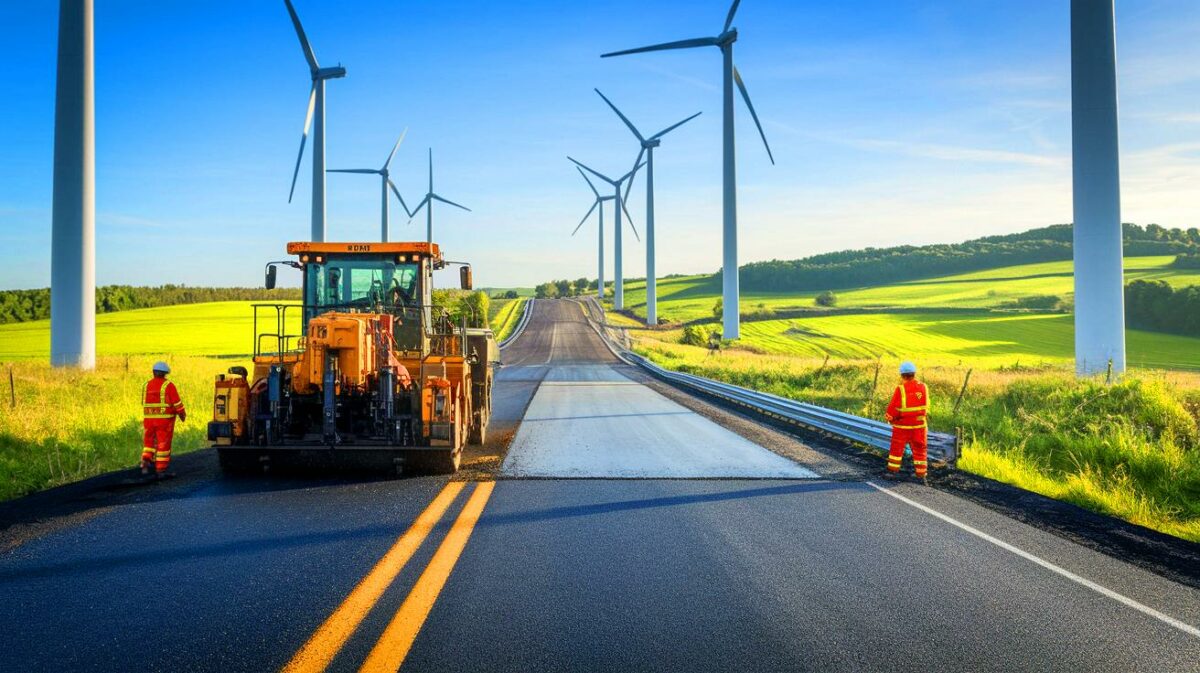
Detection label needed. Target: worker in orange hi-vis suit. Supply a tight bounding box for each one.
[883,361,930,484]
[141,361,186,479]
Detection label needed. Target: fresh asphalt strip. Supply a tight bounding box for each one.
[282,481,496,673]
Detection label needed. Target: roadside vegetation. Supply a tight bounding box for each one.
[489,297,527,342]
[0,356,248,501]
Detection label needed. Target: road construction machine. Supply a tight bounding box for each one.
[207,241,496,474]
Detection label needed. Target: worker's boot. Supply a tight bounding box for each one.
[140,460,151,476]
[881,470,899,481]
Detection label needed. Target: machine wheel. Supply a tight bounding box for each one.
[425,447,462,475]
[468,410,487,445]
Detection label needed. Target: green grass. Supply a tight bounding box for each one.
[488,297,527,343]
[615,256,1200,323]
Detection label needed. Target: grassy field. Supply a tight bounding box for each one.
[0,355,248,501]
[615,256,1200,323]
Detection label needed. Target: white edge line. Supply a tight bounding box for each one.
[865,481,1200,640]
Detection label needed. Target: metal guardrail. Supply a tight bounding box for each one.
[579,297,959,467]
[498,298,535,350]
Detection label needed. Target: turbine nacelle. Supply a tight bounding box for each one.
[315,65,347,80]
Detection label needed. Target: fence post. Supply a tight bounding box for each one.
[953,368,973,417]
[1105,358,1114,385]
[8,366,15,408]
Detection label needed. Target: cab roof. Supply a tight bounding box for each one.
[286,241,442,261]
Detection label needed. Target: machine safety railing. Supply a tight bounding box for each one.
[579,297,959,467]
[251,301,473,361]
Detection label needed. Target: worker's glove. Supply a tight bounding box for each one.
[884,413,894,423]
[178,411,187,422]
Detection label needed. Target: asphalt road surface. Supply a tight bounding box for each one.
[2,299,1198,672]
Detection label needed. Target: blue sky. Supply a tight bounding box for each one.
[1,0,1198,290]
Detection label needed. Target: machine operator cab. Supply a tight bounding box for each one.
[265,242,473,355]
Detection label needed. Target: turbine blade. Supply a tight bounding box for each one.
[288,84,317,203]
[623,147,646,204]
[734,66,775,165]
[567,156,614,185]
[388,179,412,218]
[602,36,720,58]
[383,128,408,170]
[576,166,601,198]
[573,200,599,236]
[327,168,378,174]
[623,202,640,242]
[724,0,742,33]
[618,160,646,185]
[650,111,703,140]
[432,194,471,212]
[283,0,320,74]
[408,194,430,222]
[594,89,644,142]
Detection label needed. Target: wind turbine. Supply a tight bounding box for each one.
[595,88,701,326]
[602,0,774,339]
[409,149,471,244]
[327,130,412,242]
[284,0,346,243]
[571,167,618,299]
[567,157,643,311]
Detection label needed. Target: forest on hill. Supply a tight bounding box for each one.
[740,223,1200,292]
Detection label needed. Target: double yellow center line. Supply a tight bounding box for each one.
[283,481,496,673]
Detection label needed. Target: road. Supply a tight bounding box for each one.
[1,299,1198,672]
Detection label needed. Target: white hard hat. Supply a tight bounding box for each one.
[899,361,917,375]
[152,361,171,374]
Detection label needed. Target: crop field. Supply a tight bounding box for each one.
[614,256,1200,323]
[0,301,295,360]
[737,313,1200,370]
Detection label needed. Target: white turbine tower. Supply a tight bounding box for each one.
[327,130,412,242]
[595,88,701,326]
[602,0,774,339]
[1071,0,1125,376]
[567,158,643,311]
[50,0,95,369]
[409,149,471,244]
[284,0,346,243]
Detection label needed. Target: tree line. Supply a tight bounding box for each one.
[0,285,303,325]
[535,278,597,298]
[1125,280,1200,338]
[740,223,1200,293]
